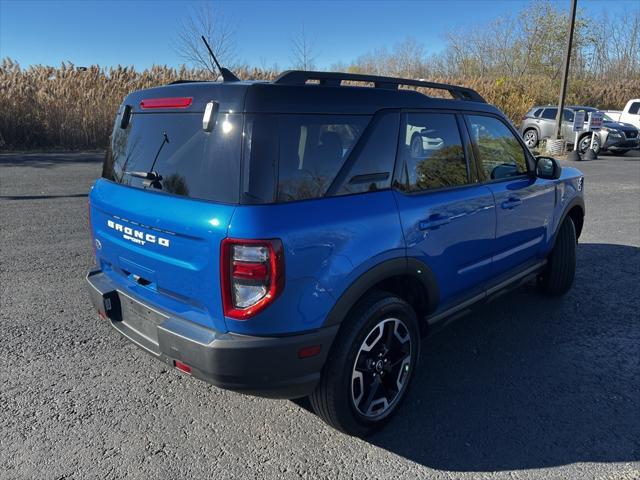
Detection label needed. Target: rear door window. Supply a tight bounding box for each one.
[394,112,469,192]
[541,108,557,120]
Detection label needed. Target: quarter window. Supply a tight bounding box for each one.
[466,115,529,181]
[277,116,367,201]
[336,111,399,196]
[243,114,369,203]
[395,113,468,192]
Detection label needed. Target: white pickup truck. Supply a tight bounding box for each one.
[603,99,640,129]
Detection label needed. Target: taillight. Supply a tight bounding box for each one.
[221,238,284,320]
[140,97,193,109]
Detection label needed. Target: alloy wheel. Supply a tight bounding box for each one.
[579,135,599,154]
[351,318,413,419]
[523,130,537,147]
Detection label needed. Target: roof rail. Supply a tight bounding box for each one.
[273,70,486,103]
[168,80,204,85]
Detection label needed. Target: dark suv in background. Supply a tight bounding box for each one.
[519,105,640,155]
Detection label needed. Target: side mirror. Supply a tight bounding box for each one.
[535,156,562,180]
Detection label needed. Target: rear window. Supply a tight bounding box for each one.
[629,102,640,115]
[243,114,370,203]
[103,112,242,203]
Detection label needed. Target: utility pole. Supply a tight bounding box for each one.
[555,0,578,139]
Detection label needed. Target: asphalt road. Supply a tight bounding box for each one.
[1,151,638,479]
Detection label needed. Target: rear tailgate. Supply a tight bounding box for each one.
[90,82,247,332]
[90,181,234,332]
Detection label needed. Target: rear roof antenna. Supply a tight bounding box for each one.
[201,35,240,82]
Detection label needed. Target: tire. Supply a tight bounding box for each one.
[578,134,601,154]
[309,291,420,436]
[523,129,538,148]
[410,133,424,158]
[539,217,577,296]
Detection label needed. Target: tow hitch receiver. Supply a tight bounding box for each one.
[86,268,122,322]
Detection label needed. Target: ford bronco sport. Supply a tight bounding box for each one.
[87,70,585,436]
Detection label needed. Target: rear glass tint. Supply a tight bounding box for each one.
[103,112,242,203]
[243,114,370,203]
[335,111,400,196]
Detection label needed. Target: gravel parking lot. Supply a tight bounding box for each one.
[1,151,638,479]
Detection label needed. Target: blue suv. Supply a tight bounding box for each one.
[87,70,585,436]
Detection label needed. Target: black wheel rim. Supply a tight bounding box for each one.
[351,318,412,418]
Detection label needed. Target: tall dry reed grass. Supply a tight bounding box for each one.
[0,58,636,150]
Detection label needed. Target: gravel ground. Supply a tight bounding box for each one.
[1,151,638,480]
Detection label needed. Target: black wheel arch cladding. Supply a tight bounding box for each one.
[323,257,439,328]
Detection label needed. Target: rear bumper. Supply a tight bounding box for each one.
[86,267,338,399]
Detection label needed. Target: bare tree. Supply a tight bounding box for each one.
[290,24,318,71]
[173,4,238,76]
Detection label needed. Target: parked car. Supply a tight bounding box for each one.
[406,125,445,156]
[87,70,585,436]
[603,99,640,130]
[519,105,639,155]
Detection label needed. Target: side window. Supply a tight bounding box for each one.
[541,108,557,120]
[533,108,543,117]
[628,102,640,115]
[336,111,399,196]
[395,112,468,192]
[466,115,529,181]
[277,116,368,201]
[563,109,574,122]
[243,114,370,203]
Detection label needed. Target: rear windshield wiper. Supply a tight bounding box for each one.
[125,170,163,189]
[125,170,162,180]
[125,131,169,189]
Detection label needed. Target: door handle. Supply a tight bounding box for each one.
[501,197,522,209]
[419,215,451,231]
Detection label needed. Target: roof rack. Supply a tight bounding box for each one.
[168,80,204,85]
[273,70,486,103]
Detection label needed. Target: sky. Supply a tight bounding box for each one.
[0,0,637,70]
